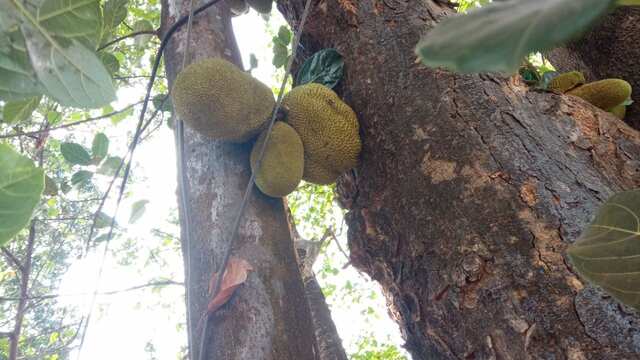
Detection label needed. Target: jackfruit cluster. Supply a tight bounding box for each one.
[171,58,274,142]
[548,72,632,120]
[282,84,361,185]
[250,122,304,197]
[547,71,585,94]
[247,0,272,13]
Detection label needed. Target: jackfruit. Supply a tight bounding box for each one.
[547,71,585,93]
[282,83,361,185]
[566,79,632,111]
[247,0,272,13]
[172,58,275,142]
[229,0,249,16]
[250,121,304,197]
[608,103,626,120]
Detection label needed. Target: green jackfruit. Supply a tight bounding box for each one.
[229,0,249,15]
[172,58,275,142]
[247,0,272,13]
[250,122,304,197]
[608,103,626,120]
[566,79,632,111]
[282,83,361,185]
[548,71,585,93]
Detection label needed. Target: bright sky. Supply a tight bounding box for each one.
[60,8,407,360]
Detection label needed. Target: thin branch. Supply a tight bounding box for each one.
[0,101,143,139]
[0,332,13,338]
[1,247,23,273]
[0,280,184,302]
[37,217,92,222]
[98,29,159,51]
[9,221,36,360]
[328,229,350,263]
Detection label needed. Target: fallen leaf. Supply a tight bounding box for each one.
[207,257,253,314]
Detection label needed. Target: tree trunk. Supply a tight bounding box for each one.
[546,7,640,130]
[278,1,640,359]
[161,2,317,359]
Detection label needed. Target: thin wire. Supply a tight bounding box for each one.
[198,0,314,359]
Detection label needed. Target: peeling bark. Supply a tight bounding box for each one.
[161,1,317,359]
[547,7,640,130]
[278,1,640,359]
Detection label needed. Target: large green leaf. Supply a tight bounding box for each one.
[37,0,101,48]
[91,132,109,162]
[60,142,91,165]
[295,48,344,89]
[11,0,116,108]
[2,96,41,124]
[70,169,93,186]
[97,156,122,176]
[416,0,615,73]
[0,31,44,101]
[0,143,44,246]
[98,0,127,46]
[567,190,640,310]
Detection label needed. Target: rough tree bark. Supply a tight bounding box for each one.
[278,1,640,359]
[161,1,317,359]
[547,7,640,130]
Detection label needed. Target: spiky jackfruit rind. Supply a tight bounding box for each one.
[247,0,272,13]
[229,0,249,15]
[567,79,632,111]
[547,71,585,93]
[608,104,626,120]
[282,83,361,185]
[250,122,304,197]
[172,58,275,142]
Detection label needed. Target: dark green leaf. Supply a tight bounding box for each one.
[295,48,344,89]
[567,190,640,310]
[60,142,91,165]
[0,143,44,246]
[98,51,120,75]
[97,156,123,176]
[91,133,109,162]
[277,25,291,45]
[43,174,58,196]
[129,199,149,224]
[415,0,615,73]
[2,96,41,124]
[99,0,128,46]
[0,30,44,101]
[152,94,172,112]
[94,211,113,228]
[70,170,93,186]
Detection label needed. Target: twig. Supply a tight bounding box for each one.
[0,101,143,139]
[1,247,23,273]
[98,29,159,51]
[328,229,350,263]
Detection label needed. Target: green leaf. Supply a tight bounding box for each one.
[152,94,172,112]
[2,96,41,124]
[99,0,128,46]
[91,132,109,162]
[60,142,91,165]
[70,170,93,186]
[97,156,122,176]
[295,48,344,89]
[272,42,288,68]
[567,190,640,310]
[249,53,258,70]
[12,0,116,108]
[46,111,62,125]
[277,25,291,45]
[415,0,615,73]
[37,0,101,48]
[43,175,58,196]
[0,30,44,101]
[129,199,149,224]
[110,106,132,124]
[98,51,119,75]
[94,211,113,228]
[132,20,154,48]
[0,143,44,246]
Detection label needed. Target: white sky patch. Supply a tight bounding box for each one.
[61,7,408,360]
